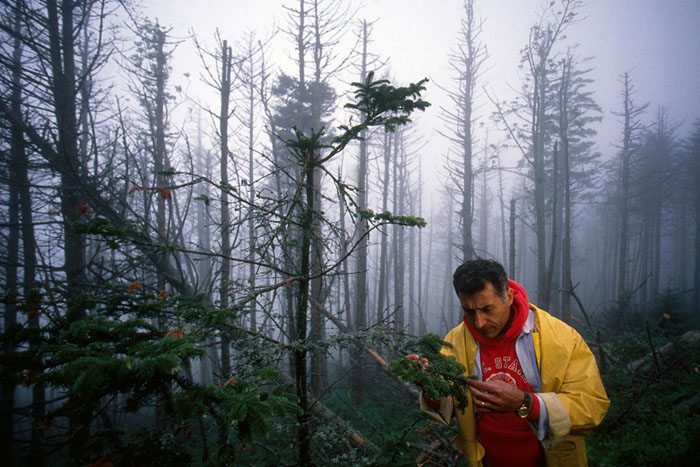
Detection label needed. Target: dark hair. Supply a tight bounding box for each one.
[452,258,508,297]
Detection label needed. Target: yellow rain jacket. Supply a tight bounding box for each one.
[421,304,609,467]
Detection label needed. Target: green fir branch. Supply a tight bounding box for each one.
[390,333,478,412]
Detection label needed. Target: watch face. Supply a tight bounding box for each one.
[517,392,531,418]
[517,405,529,417]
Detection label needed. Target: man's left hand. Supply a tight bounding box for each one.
[467,379,525,413]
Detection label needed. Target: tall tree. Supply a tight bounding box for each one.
[348,18,385,398]
[555,51,601,322]
[688,118,700,309]
[217,39,234,379]
[613,72,647,313]
[283,71,429,465]
[0,2,29,457]
[492,0,581,306]
[236,34,264,333]
[634,108,677,302]
[393,130,406,331]
[688,118,700,310]
[441,0,487,262]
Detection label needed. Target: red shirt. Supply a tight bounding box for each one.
[464,280,543,467]
[477,337,542,466]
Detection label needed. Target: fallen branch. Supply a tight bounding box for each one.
[627,330,700,374]
[311,296,420,400]
[276,372,380,453]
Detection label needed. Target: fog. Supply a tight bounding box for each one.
[139,0,700,330]
[1,0,699,464]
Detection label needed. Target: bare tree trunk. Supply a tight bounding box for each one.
[478,144,489,255]
[350,21,370,398]
[353,19,369,340]
[422,202,435,334]
[691,119,700,310]
[409,191,416,334]
[2,127,19,465]
[497,150,508,263]
[417,158,426,335]
[309,0,327,398]
[1,4,23,456]
[393,134,405,331]
[561,120,573,324]
[218,41,233,380]
[295,149,315,467]
[246,42,258,333]
[674,200,688,294]
[337,179,352,330]
[47,0,87,456]
[533,68,548,306]
[617,73,634,314]
[544,142,559,311]
[517,195,527,279]
[509,198,516,277]
[452,0,485,262]
[695,150,700,309]
[652,183,662,299]
[376,130,392,322]
[440,190,456,333]
[195,109,216,385]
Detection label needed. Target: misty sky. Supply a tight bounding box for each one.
[141,0,700,188]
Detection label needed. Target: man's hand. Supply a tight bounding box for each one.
[467,379,525,413]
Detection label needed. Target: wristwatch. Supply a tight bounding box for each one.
[516,391,533,418]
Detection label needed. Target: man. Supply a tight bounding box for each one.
[416,258,609,466]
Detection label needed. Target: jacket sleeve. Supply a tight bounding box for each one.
[539,318,610,444]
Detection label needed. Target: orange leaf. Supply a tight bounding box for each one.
[36,417,56,430]
[88,454,113,467]
[23,370,38,387]
[157,289,168,299]
[166,329,184,339]
[77,204,91,214]
[128,185,147,194]
[126,280,143,293]
[158,188,172,200]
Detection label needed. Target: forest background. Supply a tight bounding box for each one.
[1,0,699,465]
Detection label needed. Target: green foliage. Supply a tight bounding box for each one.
[283,72,430,171]
[0,283,299,464]
[109,430,193,467]
[157,168,178,176]
[218,377,300,441]
[285,125,332,155]
[389,334,477,412]
[323,372,425,467]
[587,330,700,466]
[343,70,431,132]
[359,209,427,228]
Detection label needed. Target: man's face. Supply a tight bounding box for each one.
[458,282,514,340]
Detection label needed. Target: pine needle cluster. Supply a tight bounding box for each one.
[390,333,478,412]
